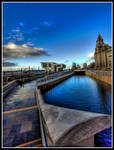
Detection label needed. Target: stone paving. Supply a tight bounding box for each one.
[3,80,42,147]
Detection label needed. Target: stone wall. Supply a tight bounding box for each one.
[85,71,112,86]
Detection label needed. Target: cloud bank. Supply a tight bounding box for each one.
[3,43,50,59]
[3,61,17,67]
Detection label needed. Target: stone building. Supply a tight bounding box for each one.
[94,34,112,70]
[41,62,66,73]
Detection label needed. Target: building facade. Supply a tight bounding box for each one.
[41,62,66,73]
[94,34,112,70]
[83,63,87,69]
[72,62,77,70]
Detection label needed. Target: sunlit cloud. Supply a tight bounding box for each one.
[3,42,50,58]
[87,53,94,62]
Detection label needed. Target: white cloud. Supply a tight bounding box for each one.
[26,42,34,47]
[3,61,17,67]
[40,20,53,27]
[3,42,50,58]
[87,53,94,62]
[7,29,24,42]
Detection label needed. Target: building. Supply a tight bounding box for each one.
[72,62,77,70]
[77,64,80,69]
[41,62,66,73]
[83,63,87,69]
[94,34,112,70]
[88,62,95,69]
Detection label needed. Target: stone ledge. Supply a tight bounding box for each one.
[35,88,112,147]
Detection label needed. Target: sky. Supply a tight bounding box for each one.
[3,2,112,70]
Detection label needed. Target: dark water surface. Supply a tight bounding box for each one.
[43,75,112,147]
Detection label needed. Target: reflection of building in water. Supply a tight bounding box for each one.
[41,62,66,73]
[94,34,112,70]
[95,79,111,114]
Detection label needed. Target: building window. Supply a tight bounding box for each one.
[49,64,51,67]
[43,63,47,67]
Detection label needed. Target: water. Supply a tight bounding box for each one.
[43,75,112,147]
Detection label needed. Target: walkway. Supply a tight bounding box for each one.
[37,72,73,87]
[3,80,42,147]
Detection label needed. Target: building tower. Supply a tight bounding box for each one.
[94,34,112,70]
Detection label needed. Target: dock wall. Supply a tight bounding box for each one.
[85,71,112,86]
[37,73,73,91]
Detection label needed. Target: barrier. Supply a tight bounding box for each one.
[86,70,112,86]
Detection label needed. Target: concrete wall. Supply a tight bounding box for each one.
[34,87,112,147]
[85,71,112,86]
[3,80,18,98]
[37,73,73,91]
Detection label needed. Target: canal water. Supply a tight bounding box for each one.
[43,75,112,147]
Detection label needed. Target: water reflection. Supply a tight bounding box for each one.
[95,80,112,115]
[43,75,111,115]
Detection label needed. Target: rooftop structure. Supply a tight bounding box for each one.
[94,34,112,70]
[41,62,66,73]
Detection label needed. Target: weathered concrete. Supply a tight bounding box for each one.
[3,80,18,98]
[86,71,112,86]
[35,87,112,147]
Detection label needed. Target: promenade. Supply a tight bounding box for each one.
[3,80,42,147]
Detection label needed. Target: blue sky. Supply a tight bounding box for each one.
[3,2,112,70]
